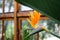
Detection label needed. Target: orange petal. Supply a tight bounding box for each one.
[34,10,40,25]
[27,10,41,29]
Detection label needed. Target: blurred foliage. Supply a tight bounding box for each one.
[0,4,2,8]
[4,21,14,40]
[0,0,2,8]
[2,20,60,40]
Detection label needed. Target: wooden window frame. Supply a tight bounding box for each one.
[0,0,49,40]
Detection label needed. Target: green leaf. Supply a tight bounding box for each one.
[24,28,44,39]
[15,0,60,24]
[26,28,60,39]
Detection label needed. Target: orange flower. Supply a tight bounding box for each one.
[27,10,41,29]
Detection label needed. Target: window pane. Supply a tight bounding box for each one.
[5,0,14,12]
[38,20,60,40]
[0,20,2,40]
[4,20,14,40]
[0,0,14,13]
[21,5,33,11]
[0,0,2,13]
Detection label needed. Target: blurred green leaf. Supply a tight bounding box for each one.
[24,28,44,39]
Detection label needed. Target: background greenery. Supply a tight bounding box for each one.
[0,19,60,40]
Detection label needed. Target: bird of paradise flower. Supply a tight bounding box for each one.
[27,10,41,29]
[27,10,49,31]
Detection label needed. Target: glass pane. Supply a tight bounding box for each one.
[0,20,2,40]
[38,19,60,40]
[0,0,14,13]
[5,0,14,12]
[4,20,14,40]
[0,0,2,13]
[21,5,33,11]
